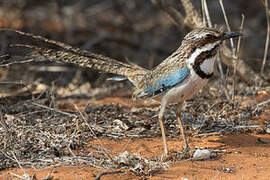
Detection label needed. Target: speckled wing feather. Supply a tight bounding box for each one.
[135,46,189,98]
[137,67,190,98]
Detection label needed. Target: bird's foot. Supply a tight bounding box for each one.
[160,150,177,162]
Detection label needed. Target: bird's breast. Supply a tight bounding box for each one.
[160,70,209,104]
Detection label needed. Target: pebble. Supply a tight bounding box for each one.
[193,149,211,160]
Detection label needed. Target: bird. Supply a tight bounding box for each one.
[4,27,241,155]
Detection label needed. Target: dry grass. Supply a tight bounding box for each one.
[0,83,268,176]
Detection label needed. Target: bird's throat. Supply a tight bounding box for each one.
[192,62,214,79]
[192,44,219,79]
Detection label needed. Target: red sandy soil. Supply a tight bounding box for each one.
[1,134,270,180]
[1,92,270,180]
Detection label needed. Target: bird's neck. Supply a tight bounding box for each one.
[192,56,216,79]
[187,42,220,79]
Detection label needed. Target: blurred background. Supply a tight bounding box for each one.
[1,1,270,176]
[0,0,269,98]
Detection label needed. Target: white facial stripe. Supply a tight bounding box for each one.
[193,32,207,39]
[200,57,216,74]
[187,42,219,68]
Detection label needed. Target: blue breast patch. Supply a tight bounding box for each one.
[145,67,190,97]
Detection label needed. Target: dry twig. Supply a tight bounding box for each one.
[201,0,212,28]
[31,102,77,118]
[73,104,116,165]
[219,0,236,57]
[94,170,124,180]
[232,15,245,101]
[180,0,204,28]
[151,0,186,30]
[260,0,270,76]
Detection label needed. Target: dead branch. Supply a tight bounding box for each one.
[151,0,186,29]
[94,170,124,180]
[31,102,77,118]
[232,15,245,101]
[180,0,204,28]
[260,0,270,75]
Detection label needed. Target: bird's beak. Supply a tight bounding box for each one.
[221,31,242,40]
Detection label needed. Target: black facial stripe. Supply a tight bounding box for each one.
[192,66,213,79]
[192,43,219,79]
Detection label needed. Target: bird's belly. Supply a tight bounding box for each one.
[161,73,208,104]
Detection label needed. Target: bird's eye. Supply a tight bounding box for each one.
[205,34,213,40]
[205,34,219,42]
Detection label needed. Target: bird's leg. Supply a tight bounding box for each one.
[175,102,189,151]
[158,104,168,155]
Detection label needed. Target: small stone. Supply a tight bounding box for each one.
[5,114,15,121]
[113,119,129,131]
[191,123,201,130]
[179,178,190,180]
[193,149,211,160]
[266,127,270,134]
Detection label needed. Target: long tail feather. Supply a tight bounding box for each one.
[1,29,149,86]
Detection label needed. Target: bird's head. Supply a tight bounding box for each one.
[184,27,241,48]
[182,27,241,79]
